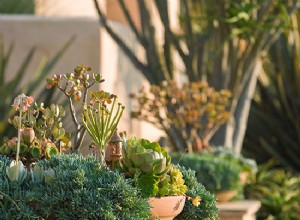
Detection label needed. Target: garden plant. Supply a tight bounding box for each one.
[94,0,300,154]
[117,136,219,219]
[0,65,219,220]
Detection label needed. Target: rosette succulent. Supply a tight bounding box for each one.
[118,138,188,198]
[119,138,171,177]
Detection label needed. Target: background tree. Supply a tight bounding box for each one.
[94,0,299,153]
[244,12,300,171]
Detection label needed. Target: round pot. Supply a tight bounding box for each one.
[239,171,249,184]
[216,190,237,203]
[149,195,186,220]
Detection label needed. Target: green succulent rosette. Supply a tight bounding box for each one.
[119,138,172,197]
[120,138,171,176]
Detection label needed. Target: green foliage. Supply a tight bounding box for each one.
[244,160,300,220]
[83,91,125,152]
[175,165,219,220]
[119,137,174,197]
[46,65,105,152]
[94,0,299,153]
[0,0,35,14]
[0,155,151,220]
[173,152,242,193]
[213,146,257,173]
[157,167,187,197]
[0,36,73,143]
[131,81,231,152]
[0,95,70,165]
[244,12,300,171]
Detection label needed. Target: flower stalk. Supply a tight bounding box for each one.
[15,94,26,162]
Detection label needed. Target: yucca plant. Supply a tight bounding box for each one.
[0,36,73,143]
[244,12,300,171]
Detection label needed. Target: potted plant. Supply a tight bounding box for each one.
[117,137,218,219]
[0,74,149,219]
[0,65,219,219]
[173,151,243,203]
[212,146,257,184]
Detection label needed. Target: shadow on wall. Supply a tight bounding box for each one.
[100,21,163,141]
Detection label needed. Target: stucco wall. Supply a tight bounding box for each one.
[0,15,101,85]
[0,15,163,145]
[1,0,179,144]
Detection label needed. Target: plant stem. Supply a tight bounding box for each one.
[16,95,24,162]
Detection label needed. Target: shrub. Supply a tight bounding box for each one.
[0,155,151,220]
[175,165,219,220]
[244,160,300,220]
[172,152,242,193]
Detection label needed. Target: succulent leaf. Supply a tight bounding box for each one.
[32,164,44,183]
[44,168,55,184]
[6,160,27,183]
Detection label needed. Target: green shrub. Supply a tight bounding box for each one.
[173,152,242,193]
[212,146,257,173]
[175,165,219,220]
[244,160,300,220]
[0,155,151,220]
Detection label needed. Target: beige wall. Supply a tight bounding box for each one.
[0,15,101,86]
[0,0,181,143]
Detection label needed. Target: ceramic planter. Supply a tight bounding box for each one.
[239,171,249,184]
[216,190,237,203]
[149,195,186,220]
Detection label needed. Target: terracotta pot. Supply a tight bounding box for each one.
[149,195,186,220]
[239,171,249,184]
[20,127,35,143]
[216,190,237,203]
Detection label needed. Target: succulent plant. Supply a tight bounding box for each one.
[82,91,125,156]
[46,65,105,152]
[6,160,27,184]
[31,164,56,184]
[131,81,231,152]
[119,138,171,177]
[1,95,69,167]
[118,137,189,198]
[158,166,187,197]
